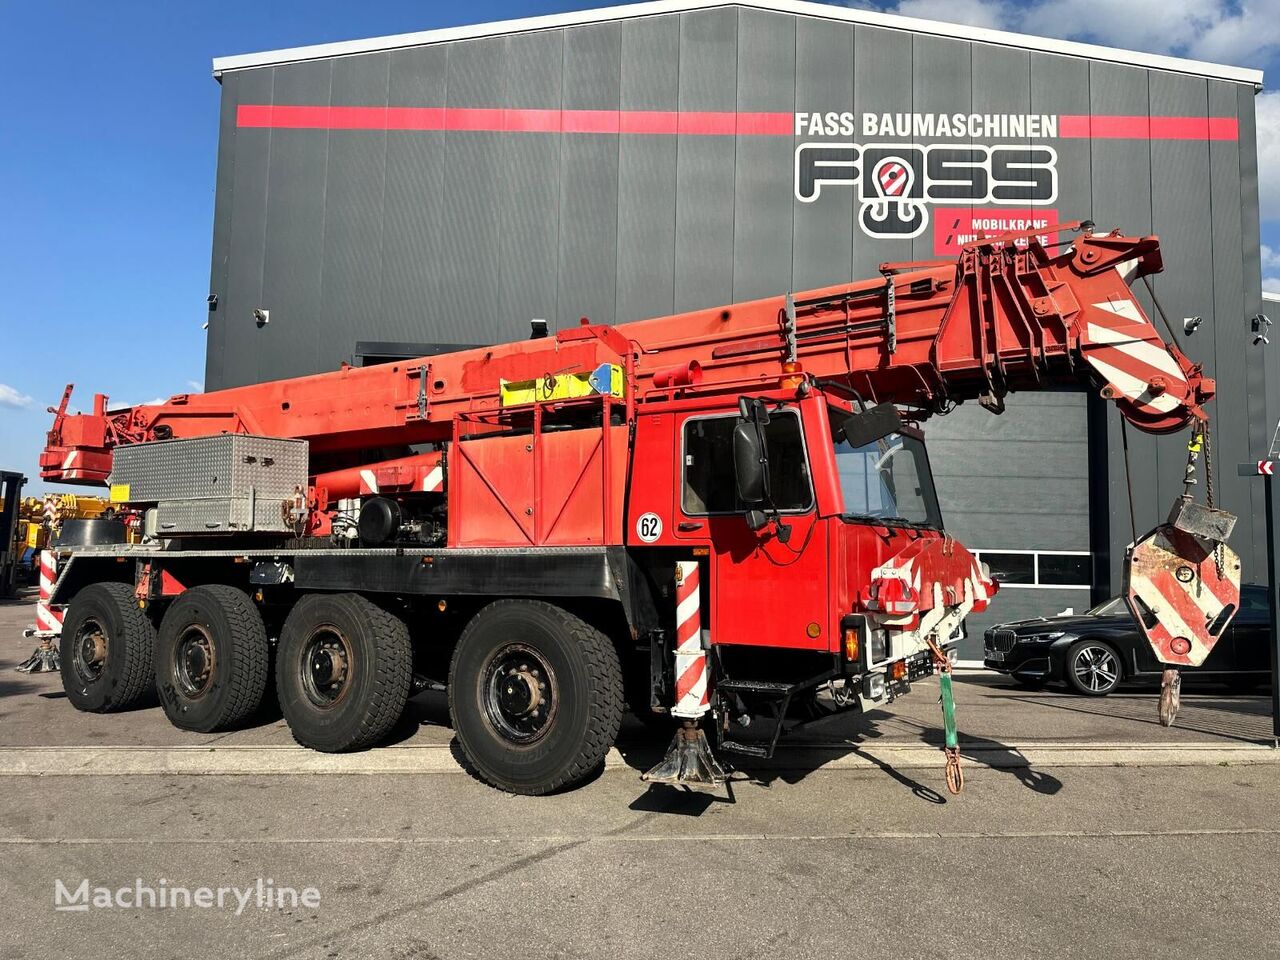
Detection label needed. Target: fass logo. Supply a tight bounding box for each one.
[793,112,1059,241]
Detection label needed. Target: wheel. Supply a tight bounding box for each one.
[59,582,155,712]
[276,593,412,752]
[448,600,623,795]
[1064,640,1122,696]
[154,585,270,732]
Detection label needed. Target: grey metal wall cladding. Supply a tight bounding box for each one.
[207,6,1269,608]
[929,394,1090,551]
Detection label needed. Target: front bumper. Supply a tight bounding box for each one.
[984,653,1053,679]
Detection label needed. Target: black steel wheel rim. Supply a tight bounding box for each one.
[73,617,108,684]
[482,643,558,744]
[1073,644,1119,693]
[300,625,354,709]
[173,624,216,699]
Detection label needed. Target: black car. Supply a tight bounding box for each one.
[983,584,1272,695]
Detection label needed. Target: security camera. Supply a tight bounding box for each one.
[253,308,270,327]
[1183,316,1202,335]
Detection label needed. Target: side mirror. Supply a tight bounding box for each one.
[745,508,769,531]
[840,402,903,449]
[733,421,767,503]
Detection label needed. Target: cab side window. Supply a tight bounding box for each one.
[681,412,812,515]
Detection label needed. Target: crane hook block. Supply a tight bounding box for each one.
[1123,517,1241,668]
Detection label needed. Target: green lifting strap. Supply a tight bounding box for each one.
[938,671,959,751]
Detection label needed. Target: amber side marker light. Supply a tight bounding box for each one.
[781,360,805,390]
[843,628,860,661]
[805,622,821,639]
[890,660,907,681]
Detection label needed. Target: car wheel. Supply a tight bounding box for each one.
[1065,640,1122,696]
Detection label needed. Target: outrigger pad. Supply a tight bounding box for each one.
[16,645,60,674]
[642,724,728,789]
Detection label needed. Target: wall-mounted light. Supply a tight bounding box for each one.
[253,308,270,328]
[1253,313,1272,346]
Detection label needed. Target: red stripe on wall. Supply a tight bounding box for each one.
[236,104,794,135]
[1058,114,1239,140]
[237,105,1238,141]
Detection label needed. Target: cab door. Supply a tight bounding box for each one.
[674,406,830,652]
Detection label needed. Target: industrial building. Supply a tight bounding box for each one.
[205,0,1268,656]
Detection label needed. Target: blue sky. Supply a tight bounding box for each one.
[2,0,1277,494]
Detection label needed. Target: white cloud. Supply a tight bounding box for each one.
[1259,91,1280,223]
[1264,276,1280,292]
[891,0,1009,29]
[877,0,1280,68]
[0,384,35,410]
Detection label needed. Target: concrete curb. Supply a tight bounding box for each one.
[0,740,1274,776]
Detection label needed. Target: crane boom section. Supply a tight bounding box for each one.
[41,225,1211,486]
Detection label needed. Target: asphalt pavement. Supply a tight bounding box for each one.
[3,589,1278,959]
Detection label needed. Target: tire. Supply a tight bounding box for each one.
[276,593,412,752]
[1064,639,1122,696]
[59,582,155,712]
[155,585,270,733]
[448,600,623,795]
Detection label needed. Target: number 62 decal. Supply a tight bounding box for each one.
[635,512,663,543]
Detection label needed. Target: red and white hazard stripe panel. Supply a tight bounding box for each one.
[1081,297,1191,422]
[58,452,87,481]
[1126,526,1241,668]
[358,460,444,496]
[671,561,709,720]
[34,550,64,635]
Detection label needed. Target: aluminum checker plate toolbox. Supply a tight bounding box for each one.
[110,435,308,535]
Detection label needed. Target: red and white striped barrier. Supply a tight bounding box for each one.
[671,561,709,719]
[33,550,64,636]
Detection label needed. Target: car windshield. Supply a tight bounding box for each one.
[1087,596,1129,617]
[831,412,942,527]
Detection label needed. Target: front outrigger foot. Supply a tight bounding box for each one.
[16,639,59,674]
[643,720,728,788]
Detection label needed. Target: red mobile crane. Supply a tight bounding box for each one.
[39,222,1239,794]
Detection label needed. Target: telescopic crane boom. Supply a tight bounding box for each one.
[42,223,1213,490]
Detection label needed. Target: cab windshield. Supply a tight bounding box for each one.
[831,412,942,527]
